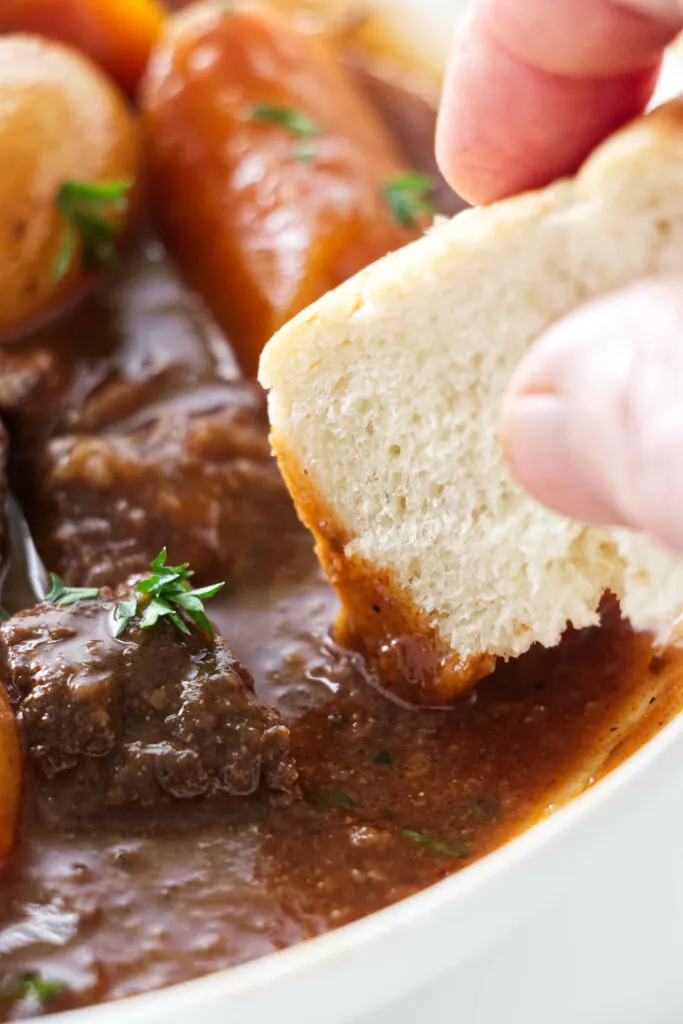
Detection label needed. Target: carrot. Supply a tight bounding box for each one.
[142,3,423,378]
[0,686,21,868]
[0,0,165,98]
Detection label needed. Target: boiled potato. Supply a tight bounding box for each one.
[0,685,21,867]
[0,35,139,340]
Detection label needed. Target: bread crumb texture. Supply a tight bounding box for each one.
[260,100,683,698]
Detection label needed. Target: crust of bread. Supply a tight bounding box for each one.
[273,438,495,703]
[260,99,683,702]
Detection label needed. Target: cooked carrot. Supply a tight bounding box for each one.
[0,0,165,98]
[142,3,424,378]
[0,685,21,868]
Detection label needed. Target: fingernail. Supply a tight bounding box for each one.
[501,391,620,524]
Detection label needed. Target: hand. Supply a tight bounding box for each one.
[436,0,683,553]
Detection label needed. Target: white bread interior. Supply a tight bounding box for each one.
[259,99,683,698]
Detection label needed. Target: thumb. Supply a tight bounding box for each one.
[500,277,683,554]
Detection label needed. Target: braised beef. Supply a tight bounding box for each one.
[0,250,237,454]
[27,392,302,588]
[0,590,298,825]
[0,346,69,451]
[0,421,8,557]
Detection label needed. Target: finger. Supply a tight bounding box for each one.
[436,0,683,204]
[477,0,683,77]
[500,277,683,555]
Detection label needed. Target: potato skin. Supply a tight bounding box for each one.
[0,35,139,340]
[0,0,165,98]
[142,4,419,378]
[0,685,21,869]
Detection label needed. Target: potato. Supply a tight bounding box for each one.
[0,0,166,99]
[142,4,421,378]
[0,685,21,868]
[0,35,139,340]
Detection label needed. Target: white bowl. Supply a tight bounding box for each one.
[56,4,683,1023]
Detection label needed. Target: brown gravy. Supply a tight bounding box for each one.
[1,479,682,1014]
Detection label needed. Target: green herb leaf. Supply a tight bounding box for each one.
[52,226,77,283]
[0,974,63,1006]
[312,788,357,813]
[53,179,133,283]
[149,548,170,573]
[114,595,137,638]
[138,596,187,634]
[465,794,498,822]
[25,977,63,1005]
[179,582,224,600]
[0,607,10,623]
[46,573,99,607]
[372,750,392,765]
[292,141,317,165]
[382,172,435,228]
[113,549,224,639]
[60,180,131,205]
[171,591,213,635]
[249,104,320,137]
[330,789,356,807]
[396,828,469,859]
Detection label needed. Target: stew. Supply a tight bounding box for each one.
[0,2,682,1019]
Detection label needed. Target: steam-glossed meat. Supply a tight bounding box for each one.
[0,590,298,825]
[29,389,301,588]
[0,417,7,528]
[0,250,237,454]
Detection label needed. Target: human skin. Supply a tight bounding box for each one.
[436,0,683,554]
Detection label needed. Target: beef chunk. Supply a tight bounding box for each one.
[0,344,76,454]
[28,388,302,588]
[0,250,236,452]
[0,420,7,518]
[0,590,298,823]
[0,424,12,586]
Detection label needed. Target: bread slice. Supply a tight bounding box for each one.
[259,99,683,705]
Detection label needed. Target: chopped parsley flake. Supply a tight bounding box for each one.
[465,794,498,822]
[114,549,223,639]
[372,750,392,765]
[382,172,435,228]
[396,828,469,859]
[46,574,99,607]
[312,788,357,813]
[53,179,132,283]
[248,103,320,137]
[0,974,63,1006]
[292,140,317,164]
